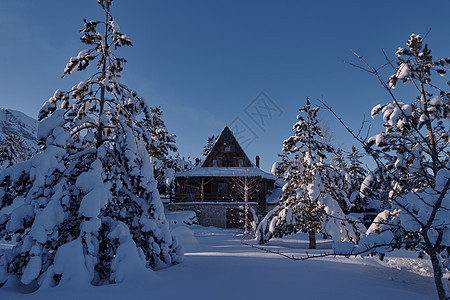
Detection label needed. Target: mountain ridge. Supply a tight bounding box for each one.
[0,108,39,168]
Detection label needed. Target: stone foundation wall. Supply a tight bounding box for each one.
[166,202,258,228]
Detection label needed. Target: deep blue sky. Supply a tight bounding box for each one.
[1,0,449,171]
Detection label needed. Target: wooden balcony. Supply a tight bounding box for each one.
[169,193,258,203]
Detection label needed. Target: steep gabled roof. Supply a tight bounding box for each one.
[202,126,254,168]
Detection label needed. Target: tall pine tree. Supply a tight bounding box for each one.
[0,0,182,289]
[257,98,358,248]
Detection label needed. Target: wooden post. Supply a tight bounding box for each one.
[201,178,205,202]
[244,171,248,239]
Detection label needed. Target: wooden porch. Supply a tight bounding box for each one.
[174,176,264,203]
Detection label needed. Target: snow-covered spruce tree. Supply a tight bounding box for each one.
[332,148,347,170]
[0,133,28,170]
[190,134,216,167]
[328,149,352,214]
[359,166,390,210]
[334,33,450,300]
[202,135,216,157]
[345,146,369,211]
[0,0,182,289]
[257,98,358,249]
[153,154,194,196]
[144,106,179,195]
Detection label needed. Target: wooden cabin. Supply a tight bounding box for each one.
[168,126,277,228]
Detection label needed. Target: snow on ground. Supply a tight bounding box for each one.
[165,210,198,226]
[0,225,441,300]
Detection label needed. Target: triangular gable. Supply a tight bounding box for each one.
[202,126,254,168]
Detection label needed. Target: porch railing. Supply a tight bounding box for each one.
[167,193,258,203]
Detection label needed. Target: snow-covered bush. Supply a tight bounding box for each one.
[257,99,360,248]
[0,0,182,289]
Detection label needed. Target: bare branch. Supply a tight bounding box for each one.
[242,240,419,260]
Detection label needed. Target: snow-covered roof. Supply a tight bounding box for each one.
[175,167,277,181]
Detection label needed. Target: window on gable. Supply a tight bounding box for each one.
[213,159,218,167]
[239,159,244,167]
[225,145,231,152]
